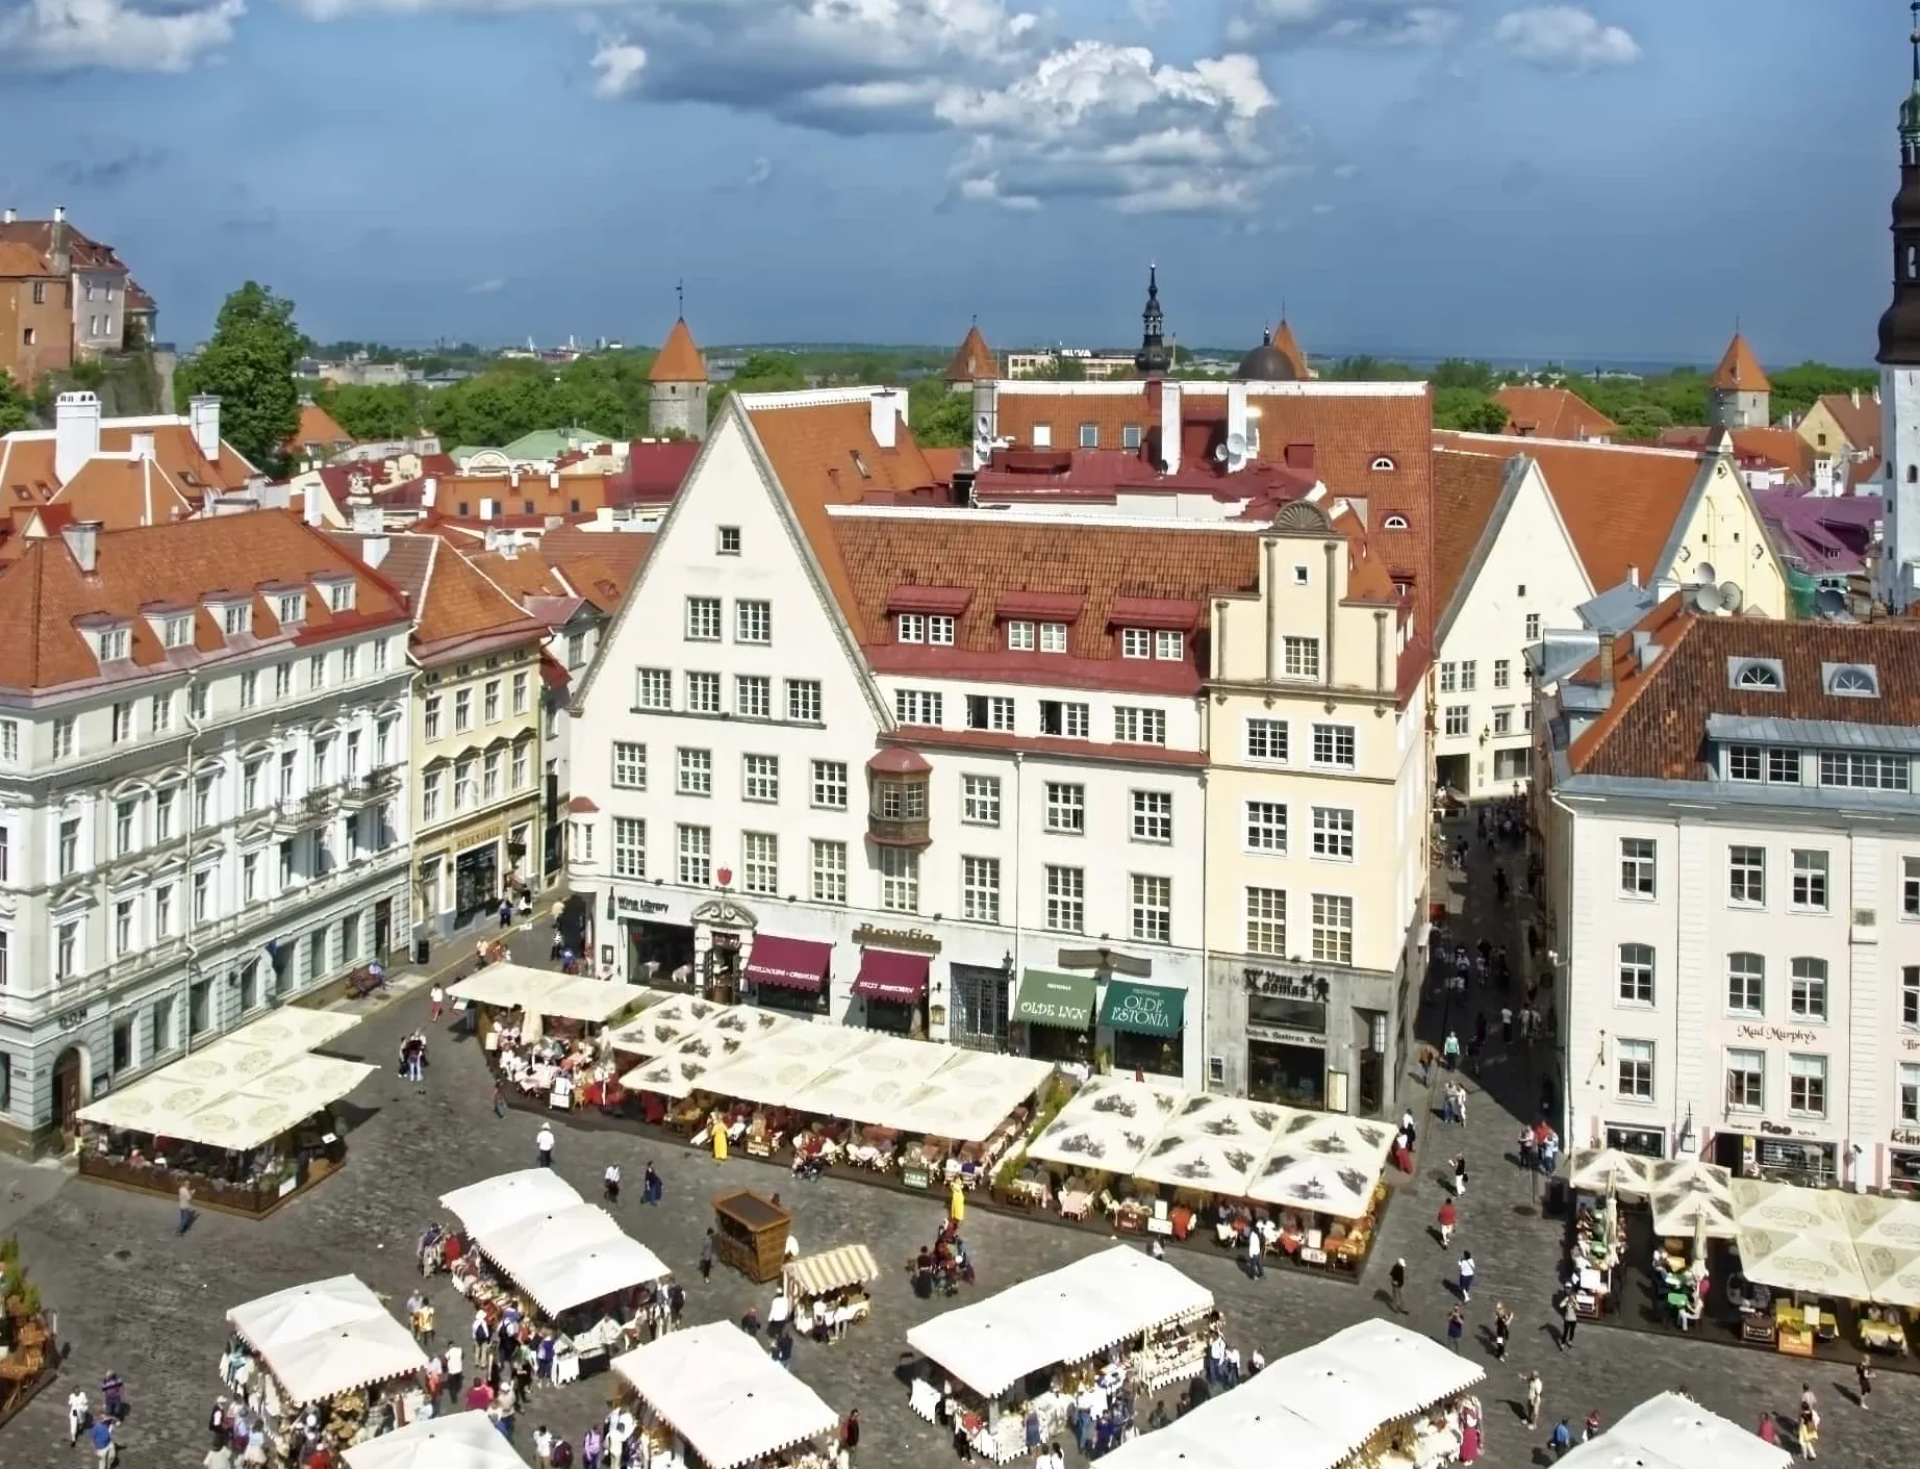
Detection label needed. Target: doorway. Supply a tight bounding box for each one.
[374,898,393,958]
[53,1044,91,1139]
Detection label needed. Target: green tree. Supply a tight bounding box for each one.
[0,371,34,434]
[318,383,429,441]
[176,282,302,473]
[908,380,972,448]
[1029,355,1088,382]
[1433,389,1510,434]
[1322,354,1417,382]
[1430,358,1496,393]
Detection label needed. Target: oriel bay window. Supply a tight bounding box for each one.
[867,748,931,849]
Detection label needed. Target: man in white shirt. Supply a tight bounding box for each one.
[531,1425,555,1467]
[443,1344,464,1402]
[536,1124,556,1167]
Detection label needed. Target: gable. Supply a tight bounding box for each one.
[1438,458,1591,655]
[1660,457,1788,617]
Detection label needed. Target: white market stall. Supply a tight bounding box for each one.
[1128,1095,1285,1199]
[439,1169,584,1237]
[612,1322,840,1469]
[905,1245,1214,1462]
[1553,1393,1789,1469]
[343,1410,531,1469]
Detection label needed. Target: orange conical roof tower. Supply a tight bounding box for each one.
[1272,318,1309,380]
[1710,331,1769,393]
[650,317,708,384]
[944,322,997,385]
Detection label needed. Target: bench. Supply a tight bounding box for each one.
[345,966,387,999]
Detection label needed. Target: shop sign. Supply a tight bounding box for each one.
[852,924,941,955]
[692,897,758,930]
[615,896,670,916]
[57,1007,89,1031]
[1758,1119,1825,1139]
[1734,1023,1820,1046]
[1107,987,1176,1035]
[1247,1024,1327,1050]
[1903,1036,1920,1054]
[1893,1128,1920,1148]
[1243,967,1321,1001]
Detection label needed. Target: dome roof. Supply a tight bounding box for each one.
[1234,329,1300,382]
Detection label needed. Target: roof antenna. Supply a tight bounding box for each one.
[676,279,685,321]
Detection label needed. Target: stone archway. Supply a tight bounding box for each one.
[52,1044,92,1139]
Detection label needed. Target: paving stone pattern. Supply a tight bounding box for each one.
[4,871,1919,1469]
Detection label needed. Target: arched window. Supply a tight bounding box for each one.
[1828,665,1879,696]
[1735,662,1780,690]
[1383,514,1410,530]
[1908,243,1917,280]
[1370,455,1397,471]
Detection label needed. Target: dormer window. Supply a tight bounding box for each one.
[222,603,251,637]
[1732,660,1782,691]
[1039,622,1068,654]
[1383,514,1410,531]
[1155,631,1183,660]
[98,627,129,662]
[277,593,306,625]
[927,615,956,646]
[324,580,355,613]
[1007,620,1035,652]
[161,615,192,649]
[1827,663,1880,697]
[1371,455,1397,471]
[1121,629,1151,660]
[897,613,925,644]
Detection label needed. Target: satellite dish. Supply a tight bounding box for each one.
[1816,587,1847,619]
[1213,444,1229,462]
[1226,431,1249,457]
[975,415,992,435]
[1696,562,1717,585]
[1718,581,1743,612]
[1692,582,1723,614]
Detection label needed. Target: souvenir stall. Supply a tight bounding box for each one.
[452,965,647,1112]
[612,1322,840,1469]
[227,1276,429,1465]
[343,1410,531,1469]
[1552,1392,1789,1469]
[782,1244,881,1340]
[905,1245,1215,1463]
[1099,1320,1487,1469]
[1242,1112,1397,1272]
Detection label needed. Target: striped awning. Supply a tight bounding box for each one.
[784,1243,880,1298]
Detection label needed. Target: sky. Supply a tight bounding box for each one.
[0,0,1908,364]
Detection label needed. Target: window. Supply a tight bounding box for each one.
[422,770,442,823]
[1728,845,1765,905]
[1727,1049,1765,1112]
[1524,613,1542,641]
[55,920,77,981]
[1444,706,1469,738]
[786,679,822,723]
[373,638,390,673]
[1045,866,1085,932]
[1122,423,1143,450]
[1617,943,1654,1005]
[1728,952,1765,1015]
[742,832,778,895]
[1727,744,1762,782]
[1616,1039,1654,1100]
[1045,783,1085,834]
[1283,637,1321,680]
[811,760,848,810]
[115,798,138,855]
[1458,661,1477,692]
[811,840,847,904]
[963,856,1001,923]
[155,883,174,939]
[570,822,592,862]
[274,662,293,700]
[1907,966,1920,1027]
[685,597,721,641]
[327,580,354,614]
[1154,631,1182,661]
[114,899,134,956]
[453,688,471,733]
[341,646,359,683]
[58,816,79,876]
[1132,790,1173,844]
[1439,663,1457,694]
[192,869,211,921]
[195,775,213,828]
[1132,874,1172,943]
[612,742,647,789]
[454,758,476,810]
[1114,707,1166,745]
[1246,719,1287,762]
[1121,629,1152,660]
[1312,807,1355,860]
[1039,622,1068,654]
[1901,1063,1920,1124]
[0,719,17,766]
[243,851,259,904]
[743,754,779,802]
[309,652,328,691]
[154,788,176,841]
[895,689,943,725]
[483,679,501,723]
[1038,700,1089,738]
[1311,724,1355,769]
[897,613,925,644]
[677,825,711,885]
[1492,707,1513,736]
[111,701,134,743]
[508,669,528,715]
[1790,957,1829,1020]
[1077,422,1099,449]
[279,751,296,801]
[946,775,997,828]
[422,695,443,742]
[1735,662,1781,690]
[637,668,672,709]
[927,615,956,646]
[686,672,721,714]
[1828,664,1880,696]
[511,742,529,790]
[1819,751,1908,790]
[1493,659,1510,689]
[966,695,1015,732]
[736,675,771,720]
[1791,850,1829,912]
[53,716,74,760]
[1620,837,1656,898]
[1370,455,1396,471]
[1312,893,1353,964]
[152,693,177,734]
[1788,1053,1827,1116]
[718,526,741,555]
[482,750,502,801]
[677,748,712,796]
[1768,747,1800,783]
[736,600,772,645]
[1245,801,1287,853]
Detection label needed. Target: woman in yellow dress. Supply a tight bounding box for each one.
[713,1116,729,1163]
[950,1178,965,1226]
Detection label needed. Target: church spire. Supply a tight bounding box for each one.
[1134,264,1171,377]
[1881,2,1920,366]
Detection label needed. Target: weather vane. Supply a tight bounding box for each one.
[676,279,685,320]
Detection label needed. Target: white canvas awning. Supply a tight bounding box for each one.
[75,1075,227,1135]
[173,1055,376,1152]
[343,1410,530,1469]
[164,1036,285,1089]
[1730,1178,1852,1239]
[227,1008,361,1054]
[449,964,643,1024]
[620,1035,729,1098]
[1245,1112,1396,1220]
[692,1024,882,1108]
[1565,1146,1655,1198]
[441,1170,585,1236]
[887,1051,1054,1142]
[1129,1095,1287,1197]
[606,994,737,1057]
[1553,1392,1790,1469]
[1737,1225,1872,1302]
[783,1037,953,1125]
[785,1244,880,1298]
[1023,1077,1185,1177]
[1649,1158,1737,1240]
[229,1275,426,1407]
[472,1203,670,1317]
[613,1323,838,1469]
[907,1245,1213,1399]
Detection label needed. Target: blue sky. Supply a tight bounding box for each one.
[0,0,1904,364]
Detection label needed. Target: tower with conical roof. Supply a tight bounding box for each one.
[649,299,709,440]
[1707,330,1771,430]
[1133,265,1172,377]
[1880,5,1920,606]
[944,320,997,391]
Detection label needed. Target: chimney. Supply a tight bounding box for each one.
[129,431,155,462]
[548,471,560,490]
[52,204,65,223]
[54,390,101,483]
[510,469,521,489]
[422,475,438,508]
[1596,634,1615,700]
[1225,381,1250,472]
[49,205,68,277]
[1160,378,1182,474]
[869,388,902,450]
[1852,388,1862,409]
[1,208,14,224]
[350,499,381,534]
[188,395,221,462]
[303,486,323,527]
[361,535,390,570]
[1628,564,1639,588]
[969,378,998,472]
[62,520,101,573]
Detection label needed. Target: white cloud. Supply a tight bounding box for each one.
[1491,6,1639,70]
[742,156,775,188]
[1226,0,1461,48]
[0,0,242,72]
[469,277,507,294]
[589,38,645,97]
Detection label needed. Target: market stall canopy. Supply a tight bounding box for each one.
[620,1036,727,1099]
[441,1170,585,1237]
[1245,1112,1397,1221]
[606,994,734,1058]
[165,1036,285,1089]
[1024,1075,1185,1177]
[1128,1094,1285,1198]
[473,1203,671,1316]
[1012,969,1096,1030]
[447,964,645,1024]
[907,1245,1213,1399]
[693,1024,880,1107]
[1736,1225,1872,1302]
[1730,1178,1852,1240]
[1097,980,1186,1040]
[1552,1392,1790,1469]
[229,1275,427,1407]
[1565,1146,1654,1198]
[886,1051,1054,1143]
[613,1323,838,1469]
[784,1243,880,1299]
[344,1410,531,1469]
[73,1075,228,1135]
[1648,1158,1736,1240]
[741,935,833,994]
[172,1054,376,1152]
[783,1037,952,1125]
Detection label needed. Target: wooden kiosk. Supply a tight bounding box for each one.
[712,1190,792,1283]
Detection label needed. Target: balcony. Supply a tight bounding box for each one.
[341,767,401,809]
[867,748,931,850]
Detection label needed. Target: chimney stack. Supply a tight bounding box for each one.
[1225,381,1250,472]
[1,208,14,225]
[1853,387,1862,409]
[49,206,68,277]
[52,205,65,223]
[1596,634,1616,700]
[303,486,323,527]
[969,379,998,472]
[350,498,381,534]
[62,520,101,574]
[54,390,102,484]
[869,388,903,450]
[188,394,221,463]
[129,431,155,462]
[422,475,438,508]
[1159,379,1182,474]
[361,535,390,570]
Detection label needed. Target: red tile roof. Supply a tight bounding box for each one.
[1271,319,1308,380]
[288,402,354,454]
[1658,426,1814,481]
[1431,447,1513,625]
[1494,386,1617,441]
[328,531,546,662]
[944,325,997,384]
[47,454,196,530]
[0,420,255,502]
[1812,392,1882,458]
[1710,332,1770,393]
[649,319,707,384]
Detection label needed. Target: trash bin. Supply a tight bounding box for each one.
[413,934,430,966]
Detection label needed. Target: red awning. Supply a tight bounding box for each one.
[742,935,833,994]
[852,948,930,1003]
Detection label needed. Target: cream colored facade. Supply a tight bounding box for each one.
[1200,503,1430,1117]
[410,641,546,935]
[1661,453,1791,619]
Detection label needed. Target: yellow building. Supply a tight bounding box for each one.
[1200,500,1431,1119]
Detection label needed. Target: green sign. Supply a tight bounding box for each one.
[1100,979,1186,1039]
[1013,969,1095,1030]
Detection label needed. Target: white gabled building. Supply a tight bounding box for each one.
[0,512,412,1155]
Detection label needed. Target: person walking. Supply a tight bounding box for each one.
[1558,1288,1579,1350]
[699,1229,716,1281]
[840,1409,861,1460]
[1548,1419,1572,1459]
[644,1161,663,1205]
[1445,1306,1465,1352]
[1388,1258,1407,1314]
[67,1385,90,1445]
[1457,1251,1476,1303]
[1245,1229,1264,1280]
[1796,1404,1819,1459]
[89,1413,118,1469]
[536,1124,556,1168]
[1451,1154,1469,1198]
[1491,1304,1512,1361]
[493,1080,506,1119]
[178,1180,195,1235]
[444,1343,464,1405]
[1524,1370,1543,1428]
[1855,1356,1873,1410]
[603,1163,622,1205]
[1443,1032,1461,1071]
[429,984,446,1022]
[1437,1199,1456,1247]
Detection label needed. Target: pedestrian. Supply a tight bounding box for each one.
[841,1409,861,1460]
[1549,1419,1572,1458]
[1389,1258,1407,1314]
[430,984,445,1022]
[536,1123,555,1168]
[700,1229,716,1280]
[1855,1356,1873,1410]
[493,1080,506,1119]
[1799,1384,1817,1417]
[1455,1086,1468,1127]
[444,1343,464,1404]
[1458,1251,1475,1303]
[1797,1405,1819,1459]
[582,1425,603,1469]
[1758,1415,1778,1445]
[1500,1006,1514,1047]
[1445,1306,1464,1352]
[603,1163,622,1205]
[1452,1155,1469,1198]
[1492,1303,1512,1360]
[1245,1229,1264,1280]
[1559,1287,1579,1349]
[1583,1410,1601,1442]
[1443,1031,1460,1070]
[1524,1371,1543,1428]
[644,1161,662,1205]
[178,1180,195,1235]
[500,896,514,929]
[533,1425,555,1467]
[1437,1199,1456,1247]
[90,1413,117,1469]
[1518,1126,1537,1173]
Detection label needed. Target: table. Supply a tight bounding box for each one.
[1861,1317,1908,1354]
[1059,1191,1093,1221]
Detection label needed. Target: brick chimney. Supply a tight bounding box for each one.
[50,205,69,277]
